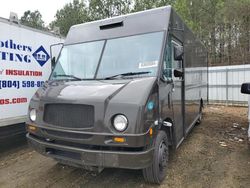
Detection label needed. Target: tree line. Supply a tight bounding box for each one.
[20,0,250,66]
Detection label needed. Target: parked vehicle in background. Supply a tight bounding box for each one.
[26,6,208,184]
[0,13,64,146]
[241,83,250,147]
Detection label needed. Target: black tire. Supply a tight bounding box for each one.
[196,103,203,125]
[143,130,169,184]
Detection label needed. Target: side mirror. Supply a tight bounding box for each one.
[174,69,183,78]
[174,46,184,61]
[50,43,63,70]
[51,57,56,70]
[241,83,250,94]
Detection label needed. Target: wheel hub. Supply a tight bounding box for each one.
[158,140,168,172]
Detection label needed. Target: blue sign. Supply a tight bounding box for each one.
[32,46,50,67]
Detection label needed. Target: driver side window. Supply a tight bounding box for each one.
[163,37,183,81]
[163,37,172,80]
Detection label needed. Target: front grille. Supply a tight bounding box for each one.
[44,104,94,129]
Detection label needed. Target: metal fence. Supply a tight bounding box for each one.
[208,64,250,106]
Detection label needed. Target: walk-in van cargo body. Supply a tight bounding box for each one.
[26,6,208,184]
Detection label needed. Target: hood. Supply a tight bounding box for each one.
[31,77,157,134]
[35,77,156,105]
[40,80,127,103]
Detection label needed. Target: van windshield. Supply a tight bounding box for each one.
[51,31,164,80]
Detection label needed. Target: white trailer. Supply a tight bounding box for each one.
[248,97,250,144]
[0,15,64,142]
[241,83,250,147]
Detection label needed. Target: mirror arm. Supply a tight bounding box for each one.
[160,74,167,83]
[166,79,173,84]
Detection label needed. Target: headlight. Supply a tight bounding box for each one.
[113,114,128,132]
[29,109,37,122]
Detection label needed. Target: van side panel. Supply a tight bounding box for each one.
[183,24,208,133]
[184,29,207,132]
[170,9,208,136]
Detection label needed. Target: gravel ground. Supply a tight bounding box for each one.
[0,105,250,188]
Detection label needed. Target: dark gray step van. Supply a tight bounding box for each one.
[26,6,208,184]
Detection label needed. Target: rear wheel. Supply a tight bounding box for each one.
[196,101,203,124]
[143,131,169,184]
[197,112,202,124]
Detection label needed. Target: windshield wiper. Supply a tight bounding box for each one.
[104,71,151,80]
[53,74,82,80]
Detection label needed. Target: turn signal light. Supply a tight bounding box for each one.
[149,128,153,136]
[27,124,37,132]
[113,137,125,143]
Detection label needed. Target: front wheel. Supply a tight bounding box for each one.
[143,131,169,184]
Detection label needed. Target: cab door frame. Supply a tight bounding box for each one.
[158,33,185,148]
[170,37,185,148]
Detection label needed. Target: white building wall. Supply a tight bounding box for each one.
[208,64,250,105]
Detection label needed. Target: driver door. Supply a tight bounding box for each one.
[159,36,184,148]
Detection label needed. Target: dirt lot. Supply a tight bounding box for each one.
[0,106,250,188]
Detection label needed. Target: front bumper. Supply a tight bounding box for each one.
[27,133,154,169]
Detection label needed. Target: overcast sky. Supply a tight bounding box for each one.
[0,0,72,25]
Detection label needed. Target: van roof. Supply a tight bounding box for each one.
[65,6,172,45]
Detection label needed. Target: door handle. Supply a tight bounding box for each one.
[168,92,171,108]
